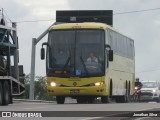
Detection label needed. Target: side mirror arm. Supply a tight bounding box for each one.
[42,42,49,48]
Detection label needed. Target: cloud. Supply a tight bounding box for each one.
[1,0,160,80]
[67,0,160,80]
[1,0,70,76]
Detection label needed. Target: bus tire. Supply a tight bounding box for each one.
[115,96,122,103]
[120,89,128,103]
[77,97,87,104]
[109,80,112,98]
[2,81,9,105]
[56,96,65,104]
[87,96,94,103]
[125,81,129,103]
[128,81,131,102]
[121,95,126,103]
[0,82,3,105]
[101,96,109,103]
[116,93,128,103]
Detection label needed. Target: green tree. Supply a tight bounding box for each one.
[15,74,55,101]
[34,76,54,101]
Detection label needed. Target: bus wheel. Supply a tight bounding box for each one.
[77,97,87,104]
[128,81,131,102]
[87,96,94,103]
[121,95,127,103]
[109,80,112,98]
[115,97,120,103]
[0,82,3,105]
[56,96,65,104]
[101,96,109,103]
[2,81,9,105]
[118,81,129,103]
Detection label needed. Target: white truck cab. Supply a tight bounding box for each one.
[141,81,160,102]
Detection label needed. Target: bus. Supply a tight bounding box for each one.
[41,22,135,104]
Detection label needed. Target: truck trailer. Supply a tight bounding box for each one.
[0,19,25,106]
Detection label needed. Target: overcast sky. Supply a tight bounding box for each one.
[1,0,160,81]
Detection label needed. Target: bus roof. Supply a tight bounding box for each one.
[49,22,133,40]
[50,22,110,30]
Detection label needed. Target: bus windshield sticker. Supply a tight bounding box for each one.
[76,69,81,75]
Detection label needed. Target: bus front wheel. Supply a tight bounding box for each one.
[101,96,109,103]
[56,96,65,104]
[87,96,95,103]
[77,97,87,103]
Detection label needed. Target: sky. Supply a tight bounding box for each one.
[1,0,160,81]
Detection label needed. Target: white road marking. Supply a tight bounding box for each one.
[81,117,103,120]
[135,117,150,120]
[24,106,51,110]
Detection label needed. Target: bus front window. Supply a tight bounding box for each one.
[47,29,105,77]
[75,30,105,76]
[47,30,75,77]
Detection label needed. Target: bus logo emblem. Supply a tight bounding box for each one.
[73,82,77,86]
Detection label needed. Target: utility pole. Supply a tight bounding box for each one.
[29,23,56,100]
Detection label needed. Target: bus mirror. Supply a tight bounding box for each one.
[41,48,45,60]
[109,50,113,61]
[41,42,49,60]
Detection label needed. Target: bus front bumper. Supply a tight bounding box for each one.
[48,86,108,96]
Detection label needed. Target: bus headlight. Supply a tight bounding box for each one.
[88,82,104,86]
[50,82,56,87]
[95,82,104,86]
[49,82,61,87]
[95,82,101,86]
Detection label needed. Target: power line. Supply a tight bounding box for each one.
[16,19,55,23]
[2,7,160,23]
[114,7,160,15]
[17,7,160,23]
[136,68,160,73]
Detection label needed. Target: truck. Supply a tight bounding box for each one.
[0,18,25,106]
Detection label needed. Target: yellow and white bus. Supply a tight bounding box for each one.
[41,22,135,104]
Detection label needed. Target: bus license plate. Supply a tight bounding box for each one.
[70,90,79,93]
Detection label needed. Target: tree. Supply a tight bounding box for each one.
[34,76,54,101]
[14,74,55,101]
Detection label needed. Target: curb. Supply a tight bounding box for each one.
[13,99,56,103]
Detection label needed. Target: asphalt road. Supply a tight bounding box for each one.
[0,99,160,120]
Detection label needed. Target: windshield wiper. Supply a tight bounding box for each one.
[62,57,71,74]
[80,56,89,76]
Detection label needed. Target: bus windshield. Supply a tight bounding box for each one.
[47,29,105,77]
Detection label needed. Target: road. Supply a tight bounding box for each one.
[0,99,160,120]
